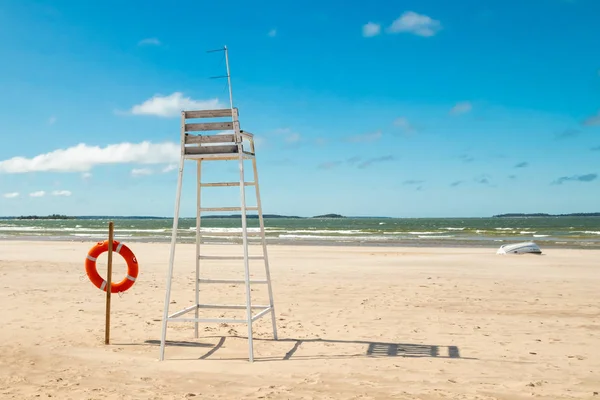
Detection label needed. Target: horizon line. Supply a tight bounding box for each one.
[1,212,599,219]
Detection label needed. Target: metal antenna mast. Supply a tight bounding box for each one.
[207,45,234,110]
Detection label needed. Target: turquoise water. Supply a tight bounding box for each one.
[0,216,599,248]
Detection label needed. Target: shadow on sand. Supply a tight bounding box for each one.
[144,336,470,362]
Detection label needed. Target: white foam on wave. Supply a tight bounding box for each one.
[444,227,465,231]
[533,234,550,237]
[186,227,283,233]
[418,235,455,239]
[279,229,364,235]
[0,226,42,231]
[186,227,262,233]
[408,231,441,235]
[71,233,111,238]
[0,226,168,234]
[278,234,393,241]
[519,231,536,234]
[495,228,513,231]
[570,231,600,235]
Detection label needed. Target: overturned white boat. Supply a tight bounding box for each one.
[496,241,542,255]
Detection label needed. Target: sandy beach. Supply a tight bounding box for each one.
[0,240,598,399]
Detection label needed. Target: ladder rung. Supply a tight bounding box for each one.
[200,206,259,212]
[168,317,248,324]
[198,279,268,284]
[199,255,265,260]
[198,304,270,310]
[200,182,256,187]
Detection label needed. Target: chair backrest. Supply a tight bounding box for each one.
[181,108,241,155]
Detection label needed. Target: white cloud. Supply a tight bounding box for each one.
[387,11,442,37]
[272,128,301,144]
[52,190,72,197]
[583,110,600,126]
[131,168,153,177]
[138,38,161,46]
[29,191,46,197]
[126,92,223,118]
[252,135,266,149]
[0,141,180,174]
[3,192,19,199]
[268,29,277,37]
[162,164,178,173]
[362,22,381,37]
[48,116,57,125]
[82,172,92,180]
[450,101,473,115]
[346,131,382,143]
[393,117,416,134]
[285,132,301,143]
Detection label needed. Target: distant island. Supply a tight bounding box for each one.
[312,214,345,218]
[15,214,74,220]
[0,213,348,220]
[493,213,600,218]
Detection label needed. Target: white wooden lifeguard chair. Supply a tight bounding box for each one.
[158,46,277,362]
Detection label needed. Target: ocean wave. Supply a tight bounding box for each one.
[278,234,394,241]
[187,227,263,233]
[0,226,168,233]
[0,226,43,231]
[444,227,465,231]
[570,231,600,235]
[418,235,455,239]
[286,229,364,235]
[70,233,111,238]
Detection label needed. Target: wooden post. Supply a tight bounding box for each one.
[105,221,114,345]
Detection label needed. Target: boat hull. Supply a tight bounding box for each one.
[497,241,542,255]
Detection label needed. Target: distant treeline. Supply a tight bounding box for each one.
[0,213,349,220]
[493,213,600,218]
[15,214,74,220]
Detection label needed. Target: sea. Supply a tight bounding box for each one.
[0,216,599,249]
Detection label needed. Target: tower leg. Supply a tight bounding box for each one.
[159,155,185,361]
[252,158,278,340]
[195,160,202,338]
[238,153,254,362]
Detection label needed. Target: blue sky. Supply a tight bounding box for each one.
[0,0,599,218]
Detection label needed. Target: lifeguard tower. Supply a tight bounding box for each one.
[158,46,277,362]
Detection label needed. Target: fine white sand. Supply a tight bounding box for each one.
[1,240,599,399]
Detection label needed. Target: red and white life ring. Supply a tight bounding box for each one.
[85,240,139,293]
